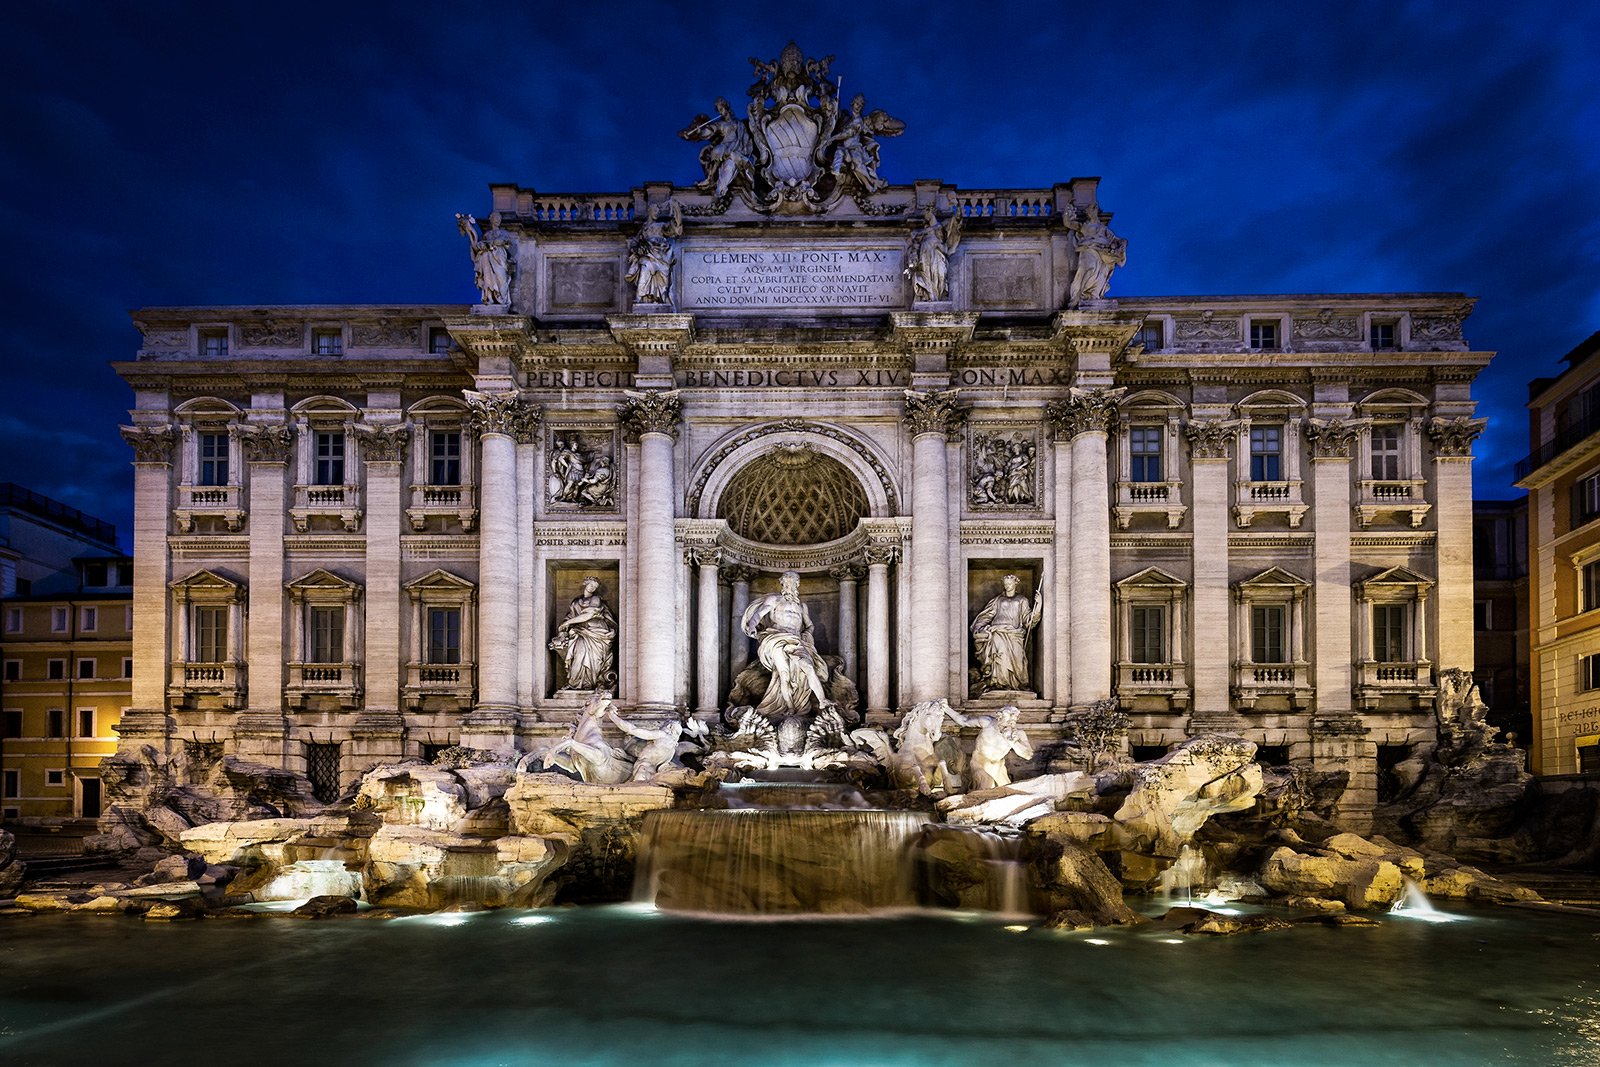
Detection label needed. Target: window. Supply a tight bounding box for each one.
[1583,654,1600,692]
[1134,322,1164,350]
[430,431,462,486]
[46,708,65,738]
[1,711,20,739]
[4,607,19,632]
[428,327,452,354]
[77,708,94,737]
[198,431,230,486]
[193,605,228,662]
[1370,321,1397,350]
[1249,426,1283,481]
[314,431,346,486]
[312,329,343,356]
[428,608,462,664]
[1249,320,1279,350]
[1130,605,1165,663]
[2,770,18,799]
[201,329,229,357]
[1581,744,1600,775]
[80,606,98,632]
[83,561,108,587]
[1573,472,1600,528]
[3,661,17,681]
[309,607,344,663]
[77,658,95,680]
[1370,426,1402,480]
[47,658,65,680]
[46,769,64,787]
[305,743,342,804]
[51,607,68,633]
[123,657,134,679]
[1129,427,1163,482]
[1584,560,1600,614]
[1373,603,1408,662]
[1251,605,1286,663]
[1474,600,1492,632]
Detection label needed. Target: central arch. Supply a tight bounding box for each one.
[688,420,899,522]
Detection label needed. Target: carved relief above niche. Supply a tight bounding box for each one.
[967,424,1039,512]
[545,424,620,514]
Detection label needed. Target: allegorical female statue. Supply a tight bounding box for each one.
[1064,207,1127,306]
[970,574,1043,694]
[549,576,617,691]
[455,211,512,305]
[904,205,962,303]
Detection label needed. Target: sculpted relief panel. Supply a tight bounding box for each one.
[545,426,619,512]
[968,426,1039,511]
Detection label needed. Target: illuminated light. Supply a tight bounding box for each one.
[511,914,555,926]
[1003,924,1029,933]
[1084,938,1111,946]
[1162,938,1185,944]
[392,913,473,927]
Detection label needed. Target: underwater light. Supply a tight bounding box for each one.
[1085,938,1111,946]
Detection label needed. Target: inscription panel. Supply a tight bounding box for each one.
[682,245,904,309]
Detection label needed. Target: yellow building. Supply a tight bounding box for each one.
[0,484,130,823]
[1517,331,1600,775]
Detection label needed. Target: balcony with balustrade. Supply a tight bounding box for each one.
[1233,478,1307,528]
[1355,660,1435,709]
[290,483,362,532]
[169,661,244,707]
[175,483,245,532]
[1232,661,1313,710]
[1355,479,1430,528]
[407,483,478,531]
[1114,479,1186,530]
[287,661,363,708]
[1115,661,1190,710]
[404,661,476,710]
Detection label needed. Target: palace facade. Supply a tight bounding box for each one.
[112,47,1492,827]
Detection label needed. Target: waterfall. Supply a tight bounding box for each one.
[1156,845,1209,904]
[1392,877,1458,922]
[634,809,931,915]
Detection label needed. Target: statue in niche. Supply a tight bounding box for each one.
[455,212,512,306]
[904,205,962,302]
[537,691,632,784]
[679,97,757,200]
[607,707,709,781]
[549,577,617,692]
[821,93,903,195]
[740,570,833,721]
[970,574,1042,695]
[547,433,616,509]
[970,432,1037,507]
[944,704,1033,789]
[625,200,683,304]
[1064,207,1127,306]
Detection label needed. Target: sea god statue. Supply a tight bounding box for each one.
[740,570,833,719]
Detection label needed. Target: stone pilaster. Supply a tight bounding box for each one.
[903,389,964,704]
[352,420,408,766]
[1049,425,1073,712]
[236,423,293,763]
[830,562,863,682]
[620,389,682,711]
[724,564,754,678]
[1429,416,1487,672]
[864,545,897,717]
[1304,417,1360,715]
[516,433,539,710]
[1313,713,1378,834]
[692,548,722,714]
[119,426,176,747]
[1184,418,1234,719]
[1047,388,1121,706]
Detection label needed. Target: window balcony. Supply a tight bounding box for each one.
[403,661,476,709]
[406,483,478,531]
[1115,661,1189,709]
[1355,479,1430,528]
[1114,480,1186,530]
[170,661,244,706]
[176,483,245,532]
[1355,660,1435,709]
[291,484,362,532]
[1232,661,1312,710]
[1233,479,1307,528]
[287,661,362,707]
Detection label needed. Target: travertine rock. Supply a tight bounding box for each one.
[505,772,672,902]
[1260,846,1405,911]
[364,825,566,909]
[0,830,23,898]
[1028,835,1144,927]
[1112,735,1262,857]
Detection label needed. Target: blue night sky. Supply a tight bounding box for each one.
[3,0,1597,545]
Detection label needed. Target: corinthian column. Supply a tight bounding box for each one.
[119,425,177,747]
[724,564,755,677]
[830,562,864,683]
[1429,416,1487,673]
[464,391,538,724]
[1304,417,1360,715]
[692,548,722,714]
[354,421,410,717]
[1047,387,1122,706]
[1184,418,1234,717]
[864,545,896,716]
[903,389,964,704]
[621,389,682,712]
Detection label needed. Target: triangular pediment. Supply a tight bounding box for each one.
[1117,566,1186,589]
[1239,566,1310,590]
[287,568,357,591]
[1361,565,1433,590]
[404,568,476,592]
[169,568,240,592]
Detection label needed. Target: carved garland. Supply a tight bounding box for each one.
[121,425,176,464]
[902,388,965,439]
[1426,416,1487,457]
[684,418,899,517]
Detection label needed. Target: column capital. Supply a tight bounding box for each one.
[686,546,723,568]
[465,390,540,441]
[1427,415,1487,458]
[1303,417,1364,461]
[120,424,176,465]
[1044,386,1125,440]
[721,563,756,585]
[902,388,965,439]
[353,421,410,464]
[829,562,866,582]
[1183,418,1237,461]
[619,388,683,440]
[238,423,294,464]
[863,544,899,567]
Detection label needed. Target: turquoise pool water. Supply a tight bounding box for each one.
[2,902,1598,1065]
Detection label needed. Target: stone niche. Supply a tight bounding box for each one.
[966,559,1044,701]
[546,561,622,697]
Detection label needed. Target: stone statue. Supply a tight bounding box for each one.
[1064,207,1126,306]
[679,97,757,200]
[549,577,617,691]
[538,691,632,784]
[455,212,512,306]
[821,93,903,194]
[884,700,960,795]
[970,574,1043,694]
[625,200,683,304]
[905,206,962,302]
[945,704,1033,790]
[607,708,708,781]
[740,570,833,720]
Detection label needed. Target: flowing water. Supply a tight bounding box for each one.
[2,903,1598,1065]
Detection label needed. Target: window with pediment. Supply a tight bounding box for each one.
[1113,567,1189,709]
[1232,567,1312,710]
[1354,565,1435,708]
[1114,392,1186,530]
[174,398,245,533]
[169,569,246,707]
[404,570,477,709]
[406,397,478,531]
[1233,391,1307,528]
[1355,390,1429,528]
[286,569,363,707]
[291,397,363,532]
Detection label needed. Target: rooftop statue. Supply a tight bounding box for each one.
[679,42,903,214]
[455,212,512,306]
[905,206,962,303]
[1065,207,1127,306]
[625,200,683,305]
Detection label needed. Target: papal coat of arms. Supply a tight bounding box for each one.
[679,42,905,215]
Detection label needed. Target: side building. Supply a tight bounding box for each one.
[1517,330,1600,775]
[0,486,131,823]
[1472,497,1529,749]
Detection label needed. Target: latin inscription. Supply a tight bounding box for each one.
[683,248,903,309]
